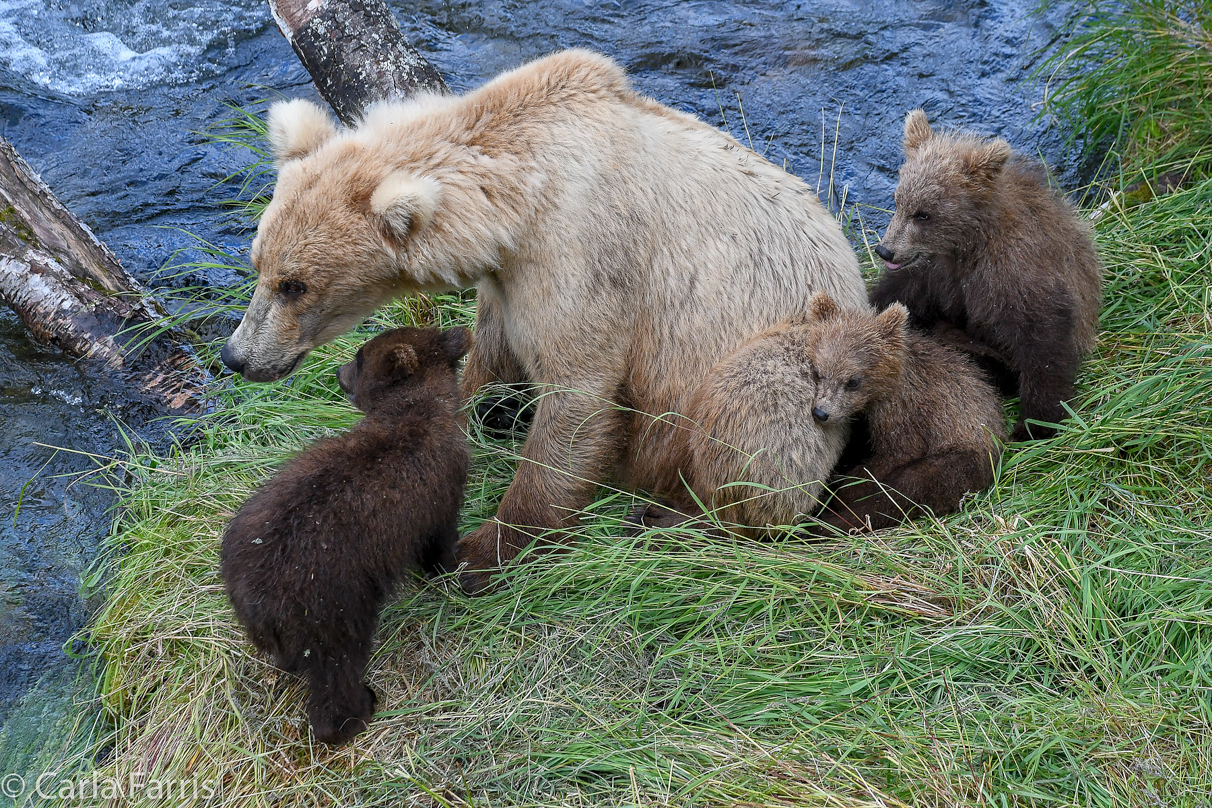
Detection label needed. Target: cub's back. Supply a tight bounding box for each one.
[876,333,1007,458]
[220,411,468,605]
[989,157,1102,353]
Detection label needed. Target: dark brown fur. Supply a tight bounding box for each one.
[871,109,1103,441]
[805,294,1007,533]
[220,327,470,745]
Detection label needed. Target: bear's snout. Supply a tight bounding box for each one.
[811,406,830,423]
[336,361,357,398]
[220,342,246,375]
[874,245,896,263]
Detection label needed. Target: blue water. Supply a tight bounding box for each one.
[0,0,1081,772]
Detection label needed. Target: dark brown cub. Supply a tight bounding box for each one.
[871,109,1103,440]
[805,293,1007,533]
[220,326,471,745]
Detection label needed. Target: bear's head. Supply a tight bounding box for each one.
[803,293,907,425]
[876,109,1013,274]
[221,99,450,382]
[337,326,471,414]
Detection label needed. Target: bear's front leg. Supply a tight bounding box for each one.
[457,385,624,594]
[462,286,534,437]
[869,269,944,329]
[461,283,528,398]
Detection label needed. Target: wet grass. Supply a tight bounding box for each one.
[35,11,1212,804]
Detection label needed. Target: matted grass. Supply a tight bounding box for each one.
[32,10,1212,803]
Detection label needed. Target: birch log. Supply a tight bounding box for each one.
[0,139,209,411]
[267,0,448,121]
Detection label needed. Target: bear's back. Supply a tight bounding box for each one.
[870,332,1006,461]
[220,408,467,617]
[979,156,1103,353]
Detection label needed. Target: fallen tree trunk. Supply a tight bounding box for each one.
[0,140,210,412]
[268,0,448,122]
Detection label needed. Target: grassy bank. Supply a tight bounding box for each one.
[38,7,1212,807]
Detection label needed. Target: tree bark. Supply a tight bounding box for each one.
[0,139,210,412]
[267,0,448,122]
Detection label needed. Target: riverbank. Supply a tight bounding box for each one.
[35,5,1212,806]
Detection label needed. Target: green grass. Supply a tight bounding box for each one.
[35,9,1212,804]
[1037,0,1212,187]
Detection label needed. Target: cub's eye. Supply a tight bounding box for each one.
[845,377,862,390]
[279,280,307,298]
[913,211,931,222]
[355,349,364,372]
[811,367,821,383]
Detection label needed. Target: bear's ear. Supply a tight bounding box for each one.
[370,172,443,245]
[439,327,472,362]
[266,99,338,163]
[963,138,1012,186]
[809,291,840,322]
[874,303,908,343]
[389,343,420,375]
[903,109,934,153]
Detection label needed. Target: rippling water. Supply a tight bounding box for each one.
[0,0,1080,771]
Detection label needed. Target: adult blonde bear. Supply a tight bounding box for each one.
[221,50,866,591]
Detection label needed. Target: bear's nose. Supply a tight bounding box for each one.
[220,343,246,375]
[812,406,829,423]
[874,245,895,261]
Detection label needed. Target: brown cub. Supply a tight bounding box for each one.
[220,327,470,745]
[806,293,1006,533]
[871,109,1103,441]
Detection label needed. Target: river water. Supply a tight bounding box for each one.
[0,0,1081,774]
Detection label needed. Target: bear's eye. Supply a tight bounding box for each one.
[846,377,862,390]
[913,211,931,222]
[279,279,307,298]
[355,349,364,373]
[811,367,821,383]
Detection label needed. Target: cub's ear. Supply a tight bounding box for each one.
[963,138,1012,186]
[809,291,840,321]
[266,99,337,163]
[370,172,442,244]
[903,109,933,153]
[439,327,473,362]
[389,343,420,375]
[875,303,908,342]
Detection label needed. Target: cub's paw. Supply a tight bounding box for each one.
[623,500,697,537]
